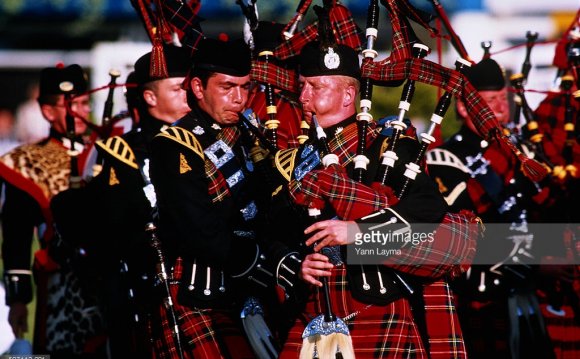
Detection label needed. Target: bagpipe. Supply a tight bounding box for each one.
[236,0,495,288]
[240,2,486,357]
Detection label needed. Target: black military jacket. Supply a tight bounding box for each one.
[149,105,262,308]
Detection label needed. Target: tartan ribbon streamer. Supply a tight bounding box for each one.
[380,0,438,63]
[132,0,203,54]
[159,0,203,51]
[382,0,415,63]
[251,61,297,93]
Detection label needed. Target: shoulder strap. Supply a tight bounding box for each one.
[95,136,139,169]
[426,148,470,174]
[156,126,205,160]
[274,148,299,182]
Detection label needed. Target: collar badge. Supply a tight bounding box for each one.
[192,125,205,135]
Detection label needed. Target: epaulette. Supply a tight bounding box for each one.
[156,126,204,160]
[96,136,138,170]
[426,148,470,173]
[274,148,298,182]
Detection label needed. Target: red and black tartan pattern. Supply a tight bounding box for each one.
[280,267,467,358]
[423,281,467,359]
[251,61,297,93]
[205,127,240,203]
[290,167,479,278]
[150,258,255,359]
[159,0,201,32]
[362,58,495,140]
[132,0,202,52]
[292,164,390,220]
[159,0,203,52]
[280,266,429,359]
[274,3,362,61]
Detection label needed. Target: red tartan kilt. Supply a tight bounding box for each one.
[279,266,428,359]
[149,258,255,359]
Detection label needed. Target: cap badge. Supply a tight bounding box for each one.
[324,48,340,70]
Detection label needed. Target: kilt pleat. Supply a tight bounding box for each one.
[280,266,428,359]
[149,258,255,359]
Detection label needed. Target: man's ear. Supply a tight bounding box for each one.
[343,84,356,108]
[190,78,204,100]
[142,89,157,107]
[456,99,468,119]
[40,104,56,123]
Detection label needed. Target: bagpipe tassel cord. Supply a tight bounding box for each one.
[375,43,430,186]
[354,0,380,183]
[299,116,355,359]
[149,0,169,79]
[397,57,471,199]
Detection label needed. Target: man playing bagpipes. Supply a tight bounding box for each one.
[266,38,480,358]
[0,64,106,356]
[426,57,555,359]
[147,36,297,359]
[50,44,192,358]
